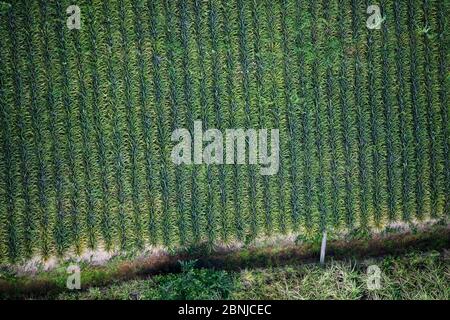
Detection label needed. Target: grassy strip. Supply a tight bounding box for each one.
[57,251,449,300]
[1,223,448,299]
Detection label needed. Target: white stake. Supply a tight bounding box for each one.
[320,231,327,264]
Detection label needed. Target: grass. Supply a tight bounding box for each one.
[0,222,448,299]
[53,250,449,300]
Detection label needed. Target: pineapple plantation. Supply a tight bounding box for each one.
[0,0,448,264]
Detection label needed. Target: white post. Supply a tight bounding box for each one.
[320,231,327,264]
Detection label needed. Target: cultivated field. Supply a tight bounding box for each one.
[0,0,448,262]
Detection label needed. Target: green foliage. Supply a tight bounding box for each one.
[86,0,113,249]
[0,1,11,13]
[72,5,97,250]
[407,0,425,220]
[193,0,216,244]
[22,0,50,257]
[323,0,341,228]
[264,0,287,234]
[237,0,259,238]
[52,251,449,300]
[0,0,448,262]
[179,0,201,244]
[131,0,157,245]
[39,0,67,256]
[309,0,328,232]
[436,0,449,216]
[163,0,185,246]
[365,0,383,226]
[352,0,370,229]
[101,0,127,250]
[380,0,397,221]
[280,0,301,230]
[295,0,315,231]
[0,22,17,262]
[209,0,229,240]
[337,0,355,229]
[149,0,172,247]
[222,0,244,240]
[393,0,413,221]
[7,5,34,259]
[148,260,235,300]
[118,0,143,249]
[421,0,439,218]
